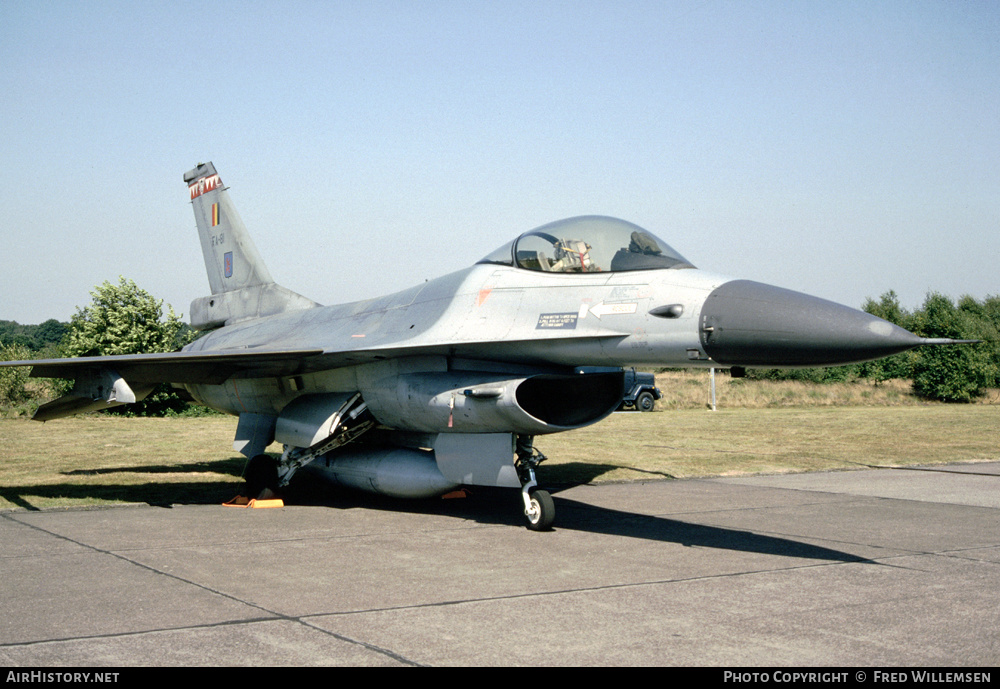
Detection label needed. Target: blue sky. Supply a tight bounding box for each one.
[1,0,997,324]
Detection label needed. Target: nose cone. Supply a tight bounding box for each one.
[699,280,924,367]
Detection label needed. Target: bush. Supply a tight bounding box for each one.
[909,293,995,402]
[60,277,196,416]
[0,343,32,405]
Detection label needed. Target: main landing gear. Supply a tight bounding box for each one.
[241,394,377,501]
[516,435,555,531]
[242,433,558,532]
[244,454,280,499]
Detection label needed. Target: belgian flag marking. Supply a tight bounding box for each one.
[211,203,220,226]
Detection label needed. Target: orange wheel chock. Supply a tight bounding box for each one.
[223,495,285,508]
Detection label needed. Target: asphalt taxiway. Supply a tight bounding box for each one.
[2,462,998,666]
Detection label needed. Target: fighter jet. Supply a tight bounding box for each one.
[2,162,969,529]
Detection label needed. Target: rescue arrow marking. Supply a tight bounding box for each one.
[587,302,637,319]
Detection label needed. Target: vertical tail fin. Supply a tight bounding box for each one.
[184,162,319,330]
[185,162,273,294]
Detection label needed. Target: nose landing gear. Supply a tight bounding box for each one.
[516,435,554,531]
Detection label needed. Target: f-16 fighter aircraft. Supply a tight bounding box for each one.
[2,163,969,529]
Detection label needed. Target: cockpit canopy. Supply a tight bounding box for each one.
[477,216,694,273]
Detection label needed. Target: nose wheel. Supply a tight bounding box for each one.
[516,436,554,531]
[524,487,555,531]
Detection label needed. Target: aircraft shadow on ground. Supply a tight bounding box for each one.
[543,461,677,484]
[1,457,248,510]
[5,459,865,564]
[549,497,869,564]
[541,464,868,563]
[61,457,247,477]
[285,466,870,565]
[282,486,868,564]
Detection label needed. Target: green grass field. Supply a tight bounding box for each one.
[1,402,997,511]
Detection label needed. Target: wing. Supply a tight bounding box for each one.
[1,333,624,421]
[7,348,325,385]
[1,348,321,421]
[4,329,628,384]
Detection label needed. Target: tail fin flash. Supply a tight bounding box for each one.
[184,163,319,330]
[186,162,272,294]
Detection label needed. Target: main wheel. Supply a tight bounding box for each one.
[636,391,656,412]
[525,489,555,531]
[244,454,279,498]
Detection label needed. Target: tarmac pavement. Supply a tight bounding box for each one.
[1,463,998,666]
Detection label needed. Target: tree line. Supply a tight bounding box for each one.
[2,280,998,414]
[0,319,67,354]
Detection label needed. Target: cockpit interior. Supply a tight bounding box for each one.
[478,216,694,273]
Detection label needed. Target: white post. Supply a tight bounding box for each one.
[710,368,717,411]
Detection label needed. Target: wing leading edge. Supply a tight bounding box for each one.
[2,348,322,421]
[7,348,326,385]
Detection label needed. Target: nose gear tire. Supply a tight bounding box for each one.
[525,488,555,531]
